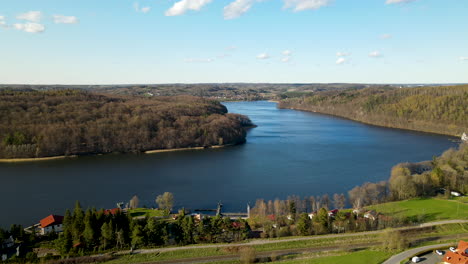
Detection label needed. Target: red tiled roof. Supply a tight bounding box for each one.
[444,241,468,264]
[458,240,468,256]
[40,215,64,228]
[104,208,121,215]
[444,252,468,264]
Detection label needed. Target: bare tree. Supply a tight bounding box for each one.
[321,194,330,210]
[156,192,174,211]
[333,193,346,209]
[129,195,139,209]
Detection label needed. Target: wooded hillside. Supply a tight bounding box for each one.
[278,85,468,137]
[0,90,252,159]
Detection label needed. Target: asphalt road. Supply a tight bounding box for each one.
[382,243,452,264]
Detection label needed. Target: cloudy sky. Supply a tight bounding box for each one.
[1,0,467,84]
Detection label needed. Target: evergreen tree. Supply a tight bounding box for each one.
[72,201,85,241]
[83,210,96,250]
[296,213,311,236]
[131,224,144,248]
[101,221,114,250]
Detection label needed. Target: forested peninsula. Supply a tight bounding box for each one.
[0,90,253,159]
[278,85,468,137]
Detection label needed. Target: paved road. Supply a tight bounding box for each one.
[127,219,468,255]
[382,243,453,264]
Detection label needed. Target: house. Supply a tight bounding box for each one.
[462,133,468,142]
[104,208,121,215]
[364,210,378,221]
[39,215,64,235]
[443,240,468,264]
[190,213,202,222]
[308,212,316,219]
[328,209,339,217]
[1,236,14,249]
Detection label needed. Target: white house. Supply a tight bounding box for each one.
[462,132,468,142]
[39,215,64,235]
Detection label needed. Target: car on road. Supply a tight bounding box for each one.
[412,256,421,263]
[435,250,443,255]
[449,247,456,252]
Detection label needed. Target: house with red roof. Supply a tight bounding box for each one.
[443,240,468,264]
[103,208,121,215]
[39,215,64,235]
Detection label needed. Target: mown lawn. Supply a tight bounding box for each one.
[127,208,167,218]
[201,250,393,264]
[278,250,393,264]
[366,198,468,222]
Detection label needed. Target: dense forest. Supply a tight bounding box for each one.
[0,83,391,101]
[0,90,253,159]
[278,85,468,137]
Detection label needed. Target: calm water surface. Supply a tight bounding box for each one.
[0,101,457,227]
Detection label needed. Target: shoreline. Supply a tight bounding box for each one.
[279,105,463,138]
[0,155,77,163]
[0,145,237,163]
[145,144,234,154]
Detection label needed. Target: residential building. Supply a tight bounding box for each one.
[443,240,468,264]
[39,215,64,235]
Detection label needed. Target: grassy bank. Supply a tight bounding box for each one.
[366,198,468,222]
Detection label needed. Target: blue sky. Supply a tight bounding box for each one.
[1,0,467,84]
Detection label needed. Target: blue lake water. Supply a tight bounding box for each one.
[0,101,457,227]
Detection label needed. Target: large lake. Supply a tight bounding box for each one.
[0,101,457,227]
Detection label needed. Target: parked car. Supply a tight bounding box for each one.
[412,256,421,263]
[436,250,443,255]
[450,247,456,252]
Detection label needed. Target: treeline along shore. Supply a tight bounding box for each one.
[278,84,468,137]
[0,90,254,160]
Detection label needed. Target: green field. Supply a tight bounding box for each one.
[127,208,167,218]
[366,198,468,222]
[277,250,392,264]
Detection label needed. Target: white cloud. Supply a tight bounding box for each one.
[16,11,42,22]
[134,2,151,13]
[217,54,231,59]
[140,7,151,13]
[13,23,45,33]
[386,0,417,4]
[282,50,292,56]
[53,15,79,24]
[224,0,257,20]
[369,51,383,58]
[336,51,350,57]
[281,56,291,63]
[256,53,270,60]
[185,58,214,63]
[0,16,6,28]
[226,46,237,51]
[283,0,332,12]
[380,33,392,39]
[165,0,213,16]
[336,57,346,65]
[459,57,468,61]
